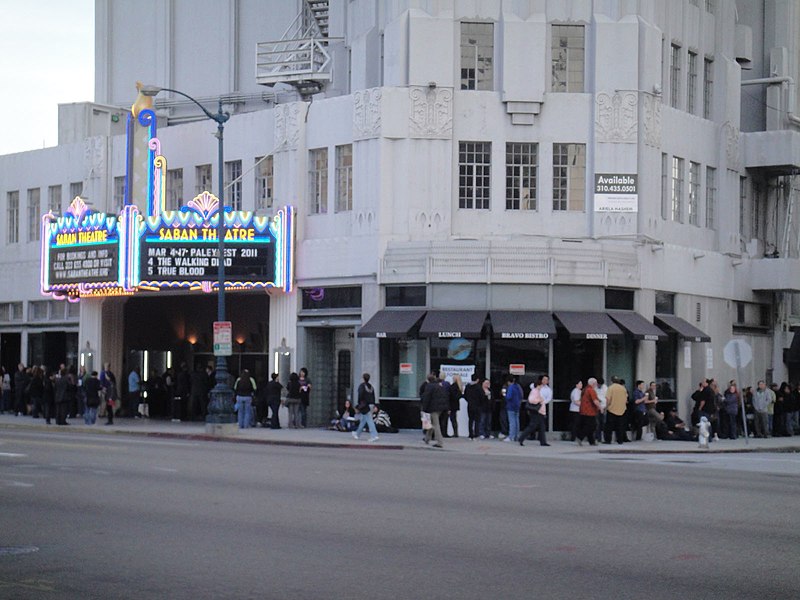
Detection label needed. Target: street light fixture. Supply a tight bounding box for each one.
[140,85,235,427]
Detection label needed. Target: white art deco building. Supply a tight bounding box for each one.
[0,0,798,428]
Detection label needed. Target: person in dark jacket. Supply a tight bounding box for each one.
[264,372,284,429]
[14,363,29,416]
[464,374,484,439]
[285,373,302,429]
[352,372,380,441]
[84,371,102,425]
[42,369,56,425]
[54,367,72,425]
[28,366,45,419]
[447,375,463,438]
[422,373,449,448]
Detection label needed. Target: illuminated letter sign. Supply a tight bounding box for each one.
[41,197,123,295]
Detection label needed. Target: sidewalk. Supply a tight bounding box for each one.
[1,413,799,455]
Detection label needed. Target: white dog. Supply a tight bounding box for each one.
[698,416,711,449]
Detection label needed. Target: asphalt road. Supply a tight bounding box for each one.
[1,430,798,599]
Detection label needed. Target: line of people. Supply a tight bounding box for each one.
[0,362,119,426]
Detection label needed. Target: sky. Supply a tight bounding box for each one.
[0,0,94,155]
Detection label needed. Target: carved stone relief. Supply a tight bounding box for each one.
[274,102,305,151]
[409,87,453,138]
[83,136,106,180]
[595,92,637,143]
[643,94,662,147]
[353,88,382,139]
[722,122,741,170]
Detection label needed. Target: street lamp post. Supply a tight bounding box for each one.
[140,85,235,426]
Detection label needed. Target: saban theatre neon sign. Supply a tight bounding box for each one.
[41,109,295,299]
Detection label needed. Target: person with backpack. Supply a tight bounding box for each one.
[352,373,379,442]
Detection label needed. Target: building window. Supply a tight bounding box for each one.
[386,286,426,307]
[460,22,494,91]
[113,176,126,207]
[553,143,585,211]
[308,148,328,214]
[458,141,491,209]
[69,181,82,200]
[335,144,353,212]
[0,302,23,322]
[739,175,749,241]
[301,286,361,310]
[705,0,714,14]
[224,160,242,211]
[506,143,537,210]
[29,301,49,321]
[705,167,717,230]
[671,156,684,222]
[7,191,19,244]
[670,44,681,108]
[687,51,698,114]
[605,288,635,311]
[661,153,669,220]
[380,338,427,398]
[47,185,62,214]
[166,168,183,210]
[195,164,212,196]
[688,162,700,226]
[255,155,273,211]
[703,58,713,119]
[655,292,675,315]
[67,300,80,319]
[28,188,41,242]
[551,24,585,92]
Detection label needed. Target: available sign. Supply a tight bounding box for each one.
[509,364,525,375]
[213,321,232,356]
[594,173,638,212]
[399,363,413,374]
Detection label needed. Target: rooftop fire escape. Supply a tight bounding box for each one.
[256,0,333,97]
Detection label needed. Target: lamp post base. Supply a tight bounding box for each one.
[205,357,236,430]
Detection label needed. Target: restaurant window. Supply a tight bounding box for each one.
[386,286,426,307]
[430,337,487,386]
[490,339,548,393]
[301,286,361,310]
[605,288,634,310]
[655,335,677,400]
[379,339,427,398]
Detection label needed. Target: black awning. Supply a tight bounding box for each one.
[654,314,711,342]
[418,310,488,338]
[357,309,426,338]
[609,311,667,341]
[784,332,800,363]
[490,311,556,339]
[554,311,623,339]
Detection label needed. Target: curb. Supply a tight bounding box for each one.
[598,445,800,455]
[0,422,405,451]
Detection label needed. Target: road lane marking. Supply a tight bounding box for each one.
[152,467,178,472]
[0,452,26,458]
[0,479,34,488]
